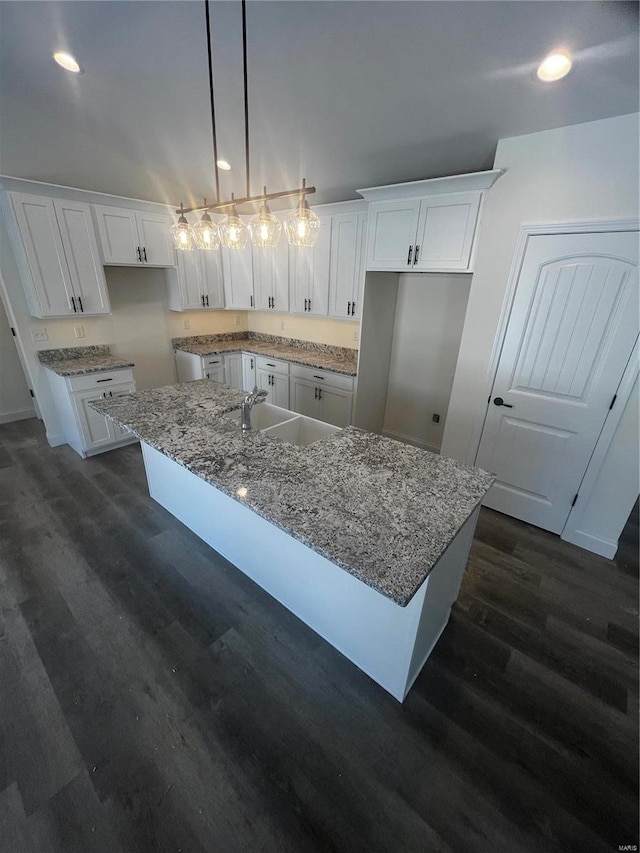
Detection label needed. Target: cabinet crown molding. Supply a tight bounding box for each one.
[357,169,503,202]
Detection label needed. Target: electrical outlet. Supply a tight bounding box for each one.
[235,315,241,327]
[31,327,48,343]
[74,325,85,339]
[183,319,190,330]
[280,320,285,331]
[432,413,440,423]
[353,330,359,342]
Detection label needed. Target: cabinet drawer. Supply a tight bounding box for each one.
[255,355,289,376]
[67,368,135,393]
[201,355,224,368]
[290,363,354,392]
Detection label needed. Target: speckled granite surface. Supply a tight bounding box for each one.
[91,381,494,607]
[172,333,358,376]
[38,346,135,377]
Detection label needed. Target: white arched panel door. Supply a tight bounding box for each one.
[477,230,638,533]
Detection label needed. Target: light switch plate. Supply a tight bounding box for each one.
[235,316,241,326]
[74,325,85,339]
[31,328,49,342]
[183,319,190,330]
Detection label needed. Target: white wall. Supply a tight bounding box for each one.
[442,112,640,464]
[441,112,639,555]
[248,310,359,349]
[383,273,470,452]
[0,292,34,423]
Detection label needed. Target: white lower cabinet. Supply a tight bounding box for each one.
[290,364,354,427]
[202,356,225,382]
[224,353,243,390]
[241,353,256,391]
[46,368,137,458]
[175,350,225,383]
[255,356,290,408]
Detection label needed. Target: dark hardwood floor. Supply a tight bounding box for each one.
[0,418,637,853]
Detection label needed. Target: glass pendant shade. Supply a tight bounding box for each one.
[194,209,220,250]
[219,205,249,249]
[249,202,281,248]
[172,205,196,251]
[285,198,320,247]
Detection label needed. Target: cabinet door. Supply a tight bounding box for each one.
[107,383,136,441]
[10,193,76,316]
[224,353,243,390]
[413,192,481,271]
[291,377,319,419]
[73,389,115,450]
[272,373,290,409]
[329,213,360,319]
[93,204,140,264]
[135,211,175,267]
[255,367,272,399]
[319,386,352,428]
[351,212,368,321]
[273,217,290,312]
[252,246,275,310]
[242,353,256,392]
[222,246,254,309]
[289,245,312,313]
[309,215,331,316]
[54,199,110,315]
[200,251,225,309]
[176,250,204,309]
[204,364,225,383]
[365,199,420,271]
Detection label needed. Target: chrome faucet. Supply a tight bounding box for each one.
[240,386,268,431]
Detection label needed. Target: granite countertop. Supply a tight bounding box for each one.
[172,333,358,376]
[91,381,494,607]
[38,345,135,377]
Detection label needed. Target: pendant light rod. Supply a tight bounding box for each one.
[176,183,316,216]
[205,0,220,205]
[242,0,251,199]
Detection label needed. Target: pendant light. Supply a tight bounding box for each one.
[193,198,220,250]
[219,194,249,249]
[172,1,320,251]
[285,180,321,248]
[171,203,196,251]
[249,187,282,248]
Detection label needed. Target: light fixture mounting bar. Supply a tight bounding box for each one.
[205,0,220,204]
[242,0,250,200]
[177,185,316,216]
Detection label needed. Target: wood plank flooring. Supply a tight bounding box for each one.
[0,418,637,852]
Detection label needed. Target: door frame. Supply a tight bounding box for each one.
[561,337,639,556]
[471,218,639,466]
[0,262,42,421]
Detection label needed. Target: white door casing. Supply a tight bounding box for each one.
[476,231,639,534]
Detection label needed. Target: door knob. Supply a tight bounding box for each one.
[493,397,513,408]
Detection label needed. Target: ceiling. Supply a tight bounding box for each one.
[0,1,638,210]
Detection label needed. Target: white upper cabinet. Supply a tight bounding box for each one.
[222,243,254,309]
[253,225,290,313]
[168,249,225,311]
[289,215,331,316]
[7,192,110,318]
[94,204,175,267]
[364,199,420,271]
[358,170,503,273]
[329,212,367,320]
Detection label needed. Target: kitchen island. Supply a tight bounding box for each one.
[92,380,493,701]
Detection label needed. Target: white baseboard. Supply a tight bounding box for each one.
[46,431,66,448]
[0,407,35,425]
[561,529,617,559]
[382,428,440,455]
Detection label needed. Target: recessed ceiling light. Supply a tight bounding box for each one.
[216,159,231,171]
[537,50,572,82]
[53,51,82,73]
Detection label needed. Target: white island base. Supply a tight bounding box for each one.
[142,442,479,702]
